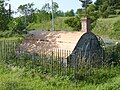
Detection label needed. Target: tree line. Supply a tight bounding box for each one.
[0,0,120,37]
[65,0,120,31]
[0,0,76,37]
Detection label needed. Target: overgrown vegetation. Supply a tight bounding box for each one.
[0,0,119,89]
[0,62,120,90]
[92,15,120,39]
[0,39,120,89]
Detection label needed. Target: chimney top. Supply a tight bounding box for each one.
[81,17,91,32]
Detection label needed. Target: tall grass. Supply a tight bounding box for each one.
[0,39,120,89]
[92,15,120,39]
[0,62,120,90]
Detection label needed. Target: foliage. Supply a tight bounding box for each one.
[87,4,99,27]
[64,16,81,31]
[41,2,59,18]
[34,10,51,23]
[105,45,120,65]
[53,2,59,14]
[8,17,27,35]
[42,3,50,13]
[99,1,111,18]
[65,9,75,17]
[76,8,84,16]
[0,56,120,90]
[17,3,36,24]
[0,0,11,31]
[28,17,73,31]
[92,15,120,39]
[95,0,120,17]
[79,0,92,16]
[64,1,100,31]
[56,10,65,17]
[79,0,92,9]
[64,4,99,31]
[0,39,120,89]
[0,30,12,38]
[110,20,120,39]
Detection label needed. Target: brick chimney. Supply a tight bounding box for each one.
[81,17,91,32]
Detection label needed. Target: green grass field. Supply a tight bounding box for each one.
[0,62,120,90]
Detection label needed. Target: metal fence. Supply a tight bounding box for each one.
[0,39,118,81]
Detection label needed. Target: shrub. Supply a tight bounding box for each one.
[64,16,81,31]
[110,20,120,39]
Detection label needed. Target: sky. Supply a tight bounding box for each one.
[8,0,96,17]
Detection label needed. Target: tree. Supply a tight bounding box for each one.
[99,1,111,18]
[8,17,26,34]
[87,4,99,28]
[65,0,99,31]
[76,8,83,15]
[0,0,10,31]
[64,15,81,31]
[56,10,64,17]
[53,2,59,13]
[79,0,92,15]
[52,2,59,18]
[95,0,120,14]
[35,10,51,23]
[65,9,75,17]
[18,3,36,24]
[79,0,92,9]
[42,3,50,13]
[94,0,103,10]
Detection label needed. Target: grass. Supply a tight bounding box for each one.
[0,37,21,41]
[0,39,120,90]
[28,17,73,31]
[0,62,120,90]
[92,15,120,39]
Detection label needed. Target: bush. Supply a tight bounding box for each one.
[110,20,120,39]
[8,18,28,35]
[64,16,81,31]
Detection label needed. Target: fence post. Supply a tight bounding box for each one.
[74,53,77,85]
[51,51,54,75]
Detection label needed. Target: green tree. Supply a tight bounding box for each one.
[87,4,99,28]
[65,0,99,31]
[95,0,120,15]
[65,9,75,17]
[0,0,10,31]
[35,10,51,23]
[42,3,50,13]
[18,3,36,24]
[8,17,26,34]
[53,2,59,14]
[64,16,81,31]
[79,0,92,15]
[40,2,61,17]
[52,2,59,18]
[56,10,64,17]
[99,1,110,18]
[76,8,83,16]
[79,0,92,9]
[94,0,103,10]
